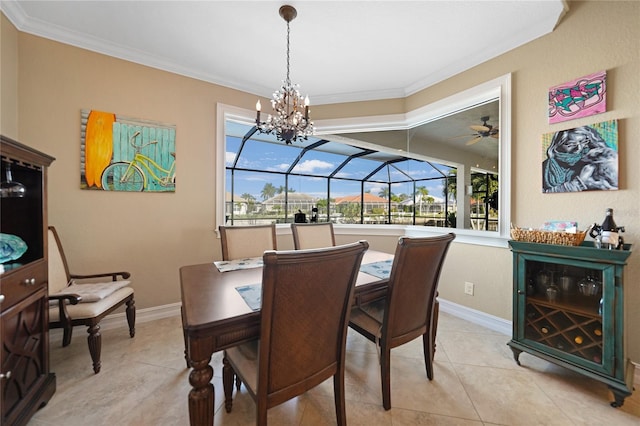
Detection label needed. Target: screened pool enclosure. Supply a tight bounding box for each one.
[224,120,498,230]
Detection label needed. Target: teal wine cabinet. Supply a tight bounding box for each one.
[508,240,634,407]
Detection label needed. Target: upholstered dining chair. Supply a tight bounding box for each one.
[291,222,336,250]
[219,224,277,260]
[222,240,369,425]
[348,233,455,410]
[47,226,135,374]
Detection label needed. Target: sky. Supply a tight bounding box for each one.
[225,134,450,202]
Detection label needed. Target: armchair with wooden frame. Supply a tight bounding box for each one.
[291,222,335,250]
[348,233,455,410]
[219,224,277,260]
[47,226,135,374]
[222,240,369,425]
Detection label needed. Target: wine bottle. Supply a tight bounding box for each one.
[600,208,619,249]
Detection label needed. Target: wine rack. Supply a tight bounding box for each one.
[508,240,633,408]
[525,297,603,363]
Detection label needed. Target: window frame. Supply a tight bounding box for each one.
[216,74,511,247]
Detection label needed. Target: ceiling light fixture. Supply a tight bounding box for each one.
[255,5,313,144]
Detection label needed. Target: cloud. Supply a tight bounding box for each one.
[292,159,334,173]
[225,151,237,165]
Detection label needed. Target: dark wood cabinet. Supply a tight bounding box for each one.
[508,240,634,407]
[1,135,56,425]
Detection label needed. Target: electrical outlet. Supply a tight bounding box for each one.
[464,281,474,296]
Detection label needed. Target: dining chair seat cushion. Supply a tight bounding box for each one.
[54,280,131,303]
[225,340,259,392]
[49,286,134,322]
[350,299,385,338]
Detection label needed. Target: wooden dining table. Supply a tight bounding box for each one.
[179,249,394,426]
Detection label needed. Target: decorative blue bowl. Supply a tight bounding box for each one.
[0,233,28,263]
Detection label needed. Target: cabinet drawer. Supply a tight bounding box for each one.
[0,260,47,307]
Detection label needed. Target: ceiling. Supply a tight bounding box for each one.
[341,99,500,161]
[2,0,566,105]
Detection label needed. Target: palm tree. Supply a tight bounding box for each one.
[261,183,276,200]
[391,193,406,203]
[241,193,256,213]
[416,185,429,215]
[444,170,457,202]
[378,186,390,199]
[276,185,296,194]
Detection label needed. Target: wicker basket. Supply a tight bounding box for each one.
[510,228,587,246]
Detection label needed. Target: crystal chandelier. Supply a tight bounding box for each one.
[255,5,313,144]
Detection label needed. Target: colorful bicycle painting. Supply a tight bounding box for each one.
[101,131,175,191]
[80,109,176,192]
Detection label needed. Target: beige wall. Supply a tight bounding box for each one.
[407,0,640,359]
[2,1,639,360]
[1,14,19,138]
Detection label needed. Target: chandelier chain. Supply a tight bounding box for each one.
[255,5,313,144]
[286,20,291,86]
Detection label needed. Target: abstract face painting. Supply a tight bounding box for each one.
[542,120,618,193]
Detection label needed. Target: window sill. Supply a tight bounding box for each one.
[275,223,509,248]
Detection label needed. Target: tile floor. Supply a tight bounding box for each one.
[30,312,640,425]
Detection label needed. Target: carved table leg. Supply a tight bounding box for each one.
[189,357,214,426]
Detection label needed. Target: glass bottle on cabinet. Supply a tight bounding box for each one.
[508,240,633,408]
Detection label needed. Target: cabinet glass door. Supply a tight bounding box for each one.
[519,254,614,374]
[0,160,44,271]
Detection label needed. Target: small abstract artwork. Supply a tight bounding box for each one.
[80,109,176,192]
[548,71,606,124]
[542,119,618,193]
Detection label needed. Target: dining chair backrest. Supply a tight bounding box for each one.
[48,227,72,294]
[291,222,336,250]
[384,233,455,348]
[347,233,455,410]
[47,226,136,374]
[219,224,277,260]
[258,240,368,410]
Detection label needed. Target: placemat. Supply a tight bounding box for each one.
[235,283,262,311]
[359,259,393,279]
[214,257,263,272]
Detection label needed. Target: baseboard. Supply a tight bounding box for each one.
[50,299,637,367]
[50,299,510,338]
[438,298,512,336]
[49,302,182,339]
